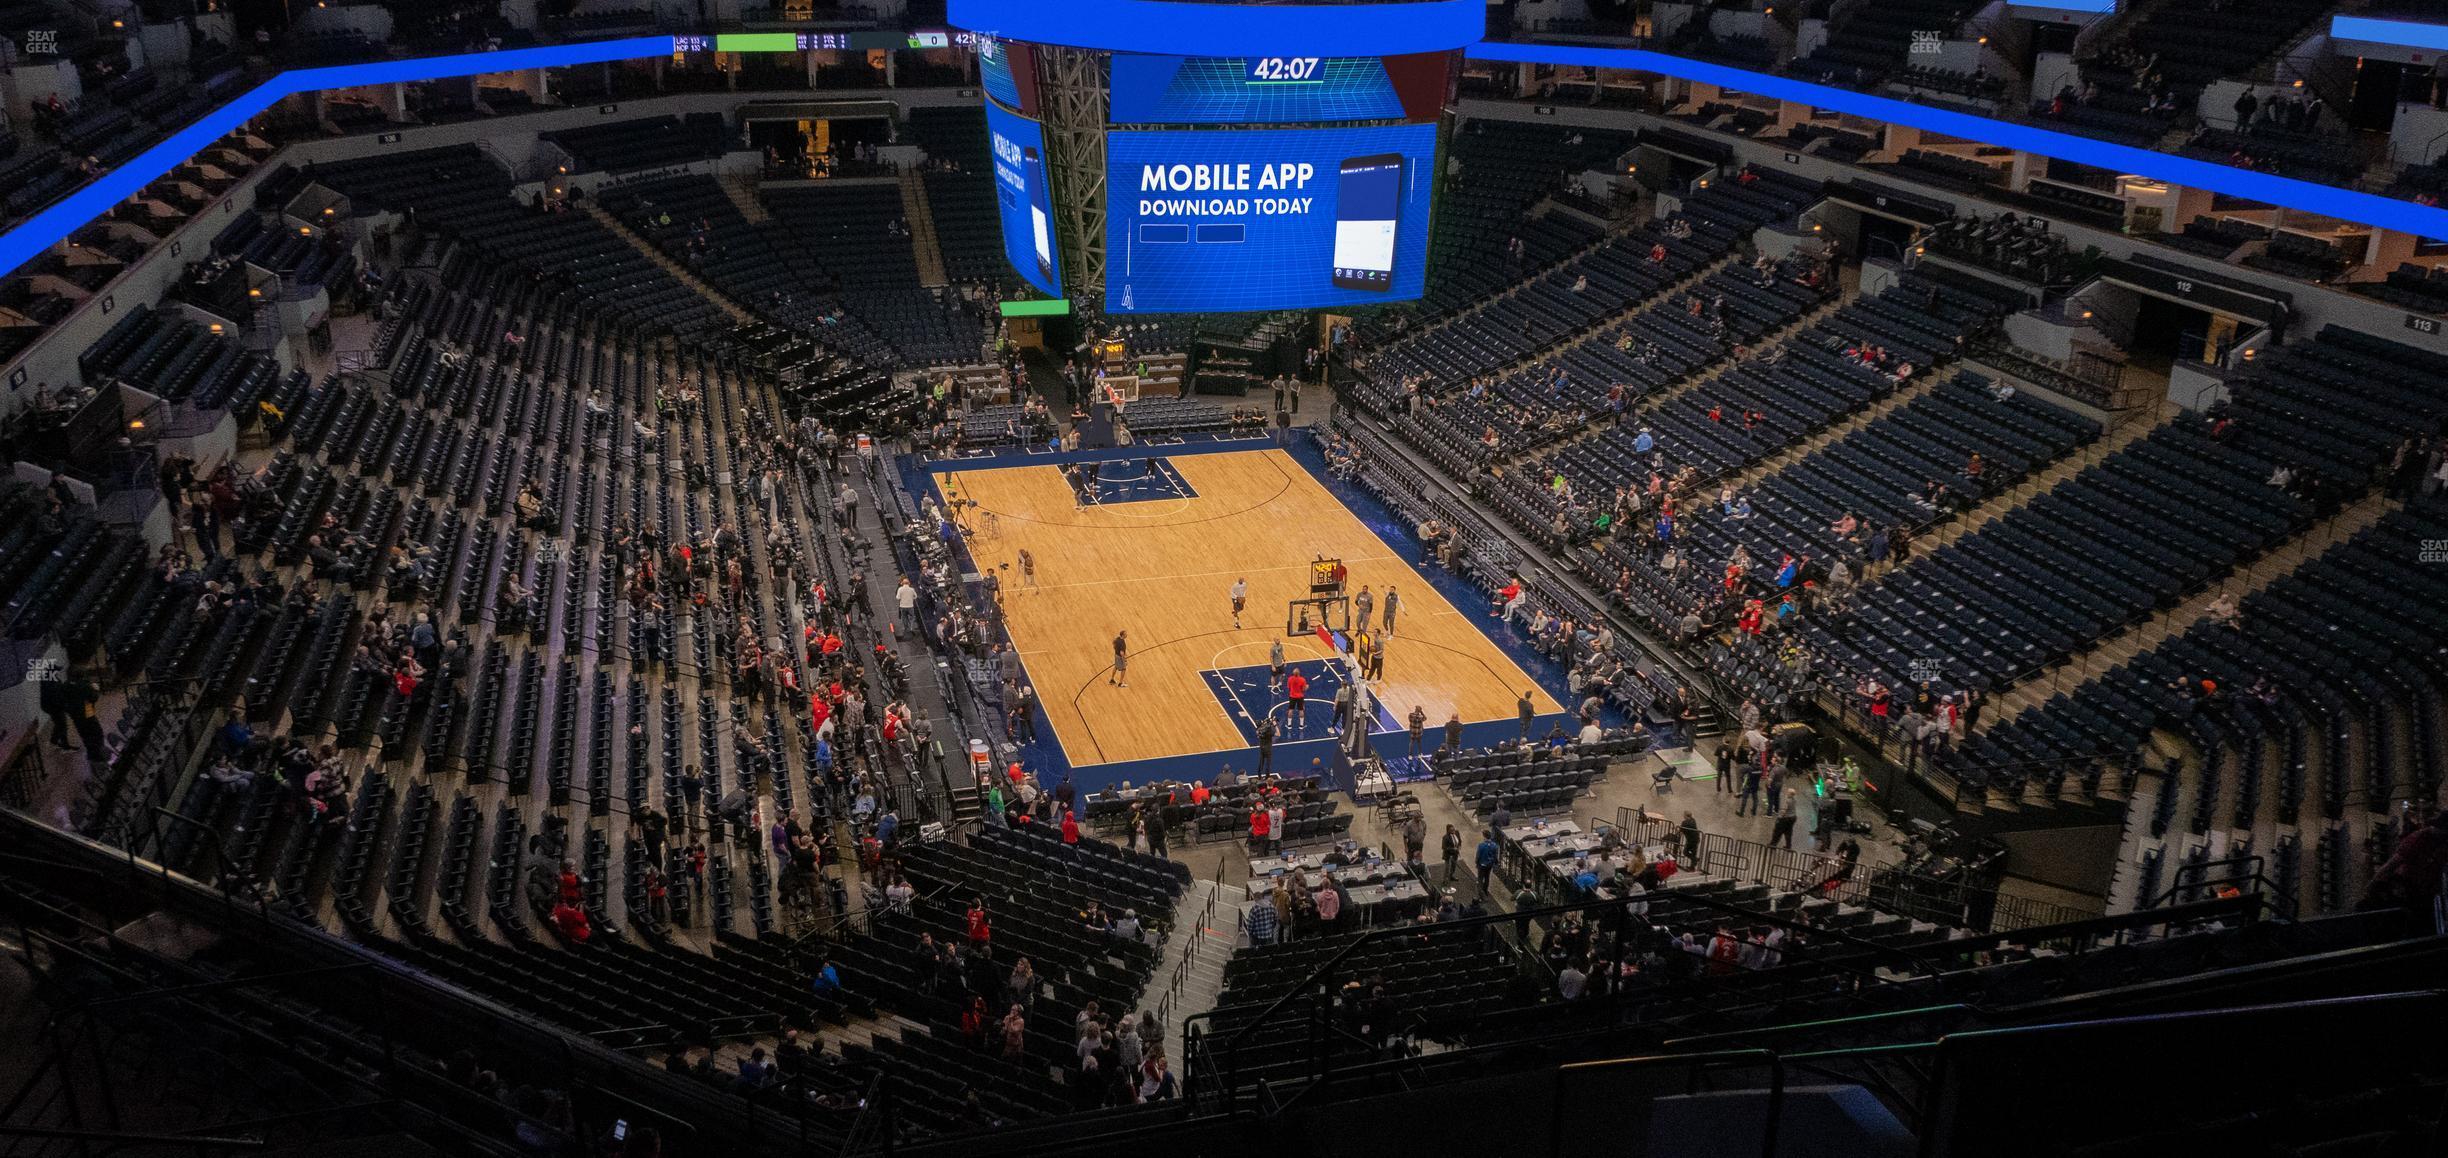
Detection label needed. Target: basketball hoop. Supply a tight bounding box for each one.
[1285,594,1351,637]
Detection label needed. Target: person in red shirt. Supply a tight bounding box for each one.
[1496,579,1523,620]
[1706,928,1742,975]
[1737,599,1764,636]
[552,900,591,943]
[1249,804,1272,851]
[1060,809,1080,844]
[2367,811,2448,910]
[558,859,582,905]
[1189,780,1210,806]
[960,996,991,1048]
[809,694,831,737]
[1284,671,1308,732]
[966,903,992,951]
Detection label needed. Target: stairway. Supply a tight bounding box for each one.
[1499,252,1742,386]
[1153,877,1247,1064]
[897,170,950,289]
[947,780,983,824]
[1918,400,2174,556]
[721,173,771,225]
[1982,489,2403,731]
[581,204,755,325]
[1446,253,1764,469]
[1708,354,1941,494]
[2104,759,2174,912]
[1401,204,1660,346]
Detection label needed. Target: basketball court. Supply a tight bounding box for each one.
[935,446,1563,774]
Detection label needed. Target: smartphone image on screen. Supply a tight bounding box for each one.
[1024,146,1055,285]
[1332,153,1403,291]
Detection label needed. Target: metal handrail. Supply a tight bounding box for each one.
[835,1071,889,1158]
[1663,1002,1975,1052]
[1153,856,1228,1031]
[1185,880,1961,1108]
[0,1124,270,1152]
[2145,853,2271,911]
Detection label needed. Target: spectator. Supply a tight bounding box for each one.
[1246,886,1281,945]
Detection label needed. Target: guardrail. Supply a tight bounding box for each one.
[1153,856,1231,1032]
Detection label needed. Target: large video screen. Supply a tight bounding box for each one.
[1109,54,1449,124]
[985,101,1064,296]
[1105,123,1435,314]
[977,36,1039,116]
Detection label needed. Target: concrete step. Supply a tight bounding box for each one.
[1926,400,2173,555]
[898,170,949,289]
[721,174,771,225]
[1711,356,1939,494]
[1151,878,1247,1063]
[583,204,754,325]
[1983,489,2401,734]
[1391,202,1660,345]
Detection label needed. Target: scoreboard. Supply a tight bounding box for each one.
[670,30,974,53]
[954,0,1476,314]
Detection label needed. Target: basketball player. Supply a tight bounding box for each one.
[1382,585,1400,635]
[1229,578,1247,628]
[1111,630,1129,688]
[1269,638,1286,691]
[1285,669,1308,733]
[1018,548,1038,592]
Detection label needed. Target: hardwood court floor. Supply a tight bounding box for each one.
[938,448,1563,768]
